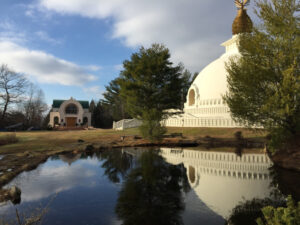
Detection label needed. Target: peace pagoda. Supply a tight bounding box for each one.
[165,0,253,128]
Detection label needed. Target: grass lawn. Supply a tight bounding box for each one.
[0,127,267,154]
[0,129,132,154]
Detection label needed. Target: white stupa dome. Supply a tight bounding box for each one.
[164,3,253,128]
[185,35,240,109]
[164,35,244,127]
[192,54,231,100]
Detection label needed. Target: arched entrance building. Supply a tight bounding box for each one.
[49,98,91,128]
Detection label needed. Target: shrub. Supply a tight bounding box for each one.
[0,133,18,146]
[139,120,166,142]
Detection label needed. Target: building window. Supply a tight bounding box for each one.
[54,116,59,125]
[188,89,195,106]
[65,104,78,114]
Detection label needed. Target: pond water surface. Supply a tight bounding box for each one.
[0,147,299,225]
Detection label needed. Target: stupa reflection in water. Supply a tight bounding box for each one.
[159,148,274,219]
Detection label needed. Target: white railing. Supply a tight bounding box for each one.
[113,119,142,130]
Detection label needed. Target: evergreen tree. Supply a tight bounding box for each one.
[119,44,185,140]
[224,0,300,149]
[102,78,130,121]
[181,69,193,109]
[92,100,113,128]
[191,72,199,83]
[42,111,50,129]
[89,100,96,126]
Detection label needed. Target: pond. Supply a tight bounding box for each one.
[0,147,299,225]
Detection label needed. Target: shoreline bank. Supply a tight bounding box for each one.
[1,128,298,193]
[0,132,266,188]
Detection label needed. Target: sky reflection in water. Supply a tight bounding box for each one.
[0,147,295,225]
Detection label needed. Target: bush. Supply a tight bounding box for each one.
[139,120,166,142]
[256,195,300,225]
[0,133,18,146]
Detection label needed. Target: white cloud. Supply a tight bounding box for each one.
[24,3,54,20]
[0,21,15,30]
[35,31,63,45]
[0,18,62,45]
[4,158,99,203]
[83,85,104,98]
[0,20,28,44]
[38,0,241,72]
[0,41,97,86]
[85,65,102,72]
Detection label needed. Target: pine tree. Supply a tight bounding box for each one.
[119,44,185,140]
[89,100,96,126]
[224,0,300,149]
[92,100,113,128]
[102,78,130,121]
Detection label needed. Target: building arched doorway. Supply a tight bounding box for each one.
[188,89,195,106]
[54,116,59,125]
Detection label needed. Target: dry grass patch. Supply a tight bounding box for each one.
[166,127,267,139]
[0,133,18,146]
[0,127,267,155]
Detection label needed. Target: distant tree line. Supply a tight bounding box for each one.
[0,64,48,130]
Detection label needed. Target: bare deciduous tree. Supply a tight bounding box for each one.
[22,84,48,128]
[0,65,28,120]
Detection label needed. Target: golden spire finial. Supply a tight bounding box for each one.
[235,0,250,9]
[232,0,253,35]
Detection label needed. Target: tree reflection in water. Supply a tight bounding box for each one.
[98,149,134,183]
[226,162,300,225]
[226,198,285,225]
[109,149,191,225]
[269,166,300,201]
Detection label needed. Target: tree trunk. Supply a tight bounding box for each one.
[1,92,9,120]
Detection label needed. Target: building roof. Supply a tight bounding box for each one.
[52,100,90,109]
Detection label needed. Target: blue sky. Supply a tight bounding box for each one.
[0,0,257,105]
